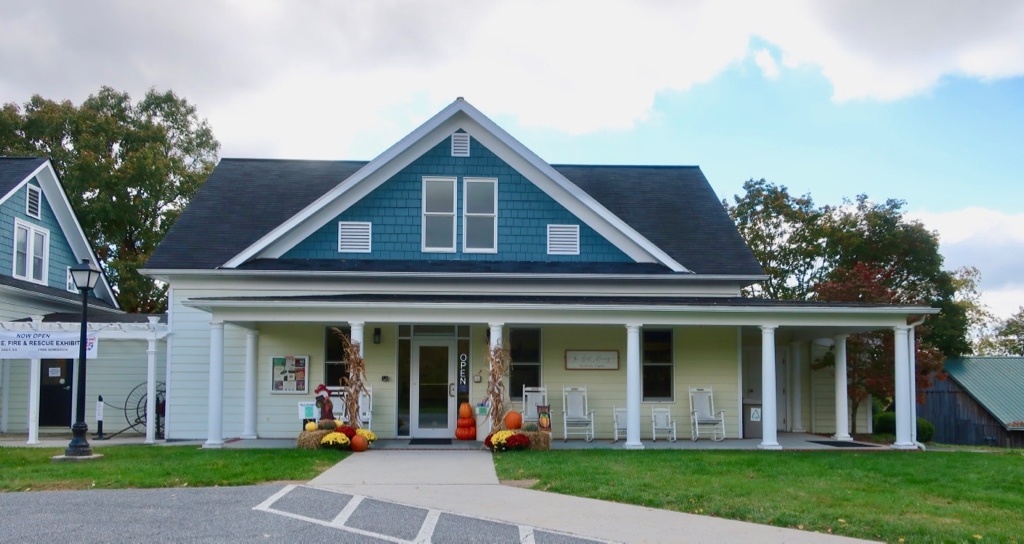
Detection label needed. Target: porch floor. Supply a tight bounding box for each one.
[1,431,893,451]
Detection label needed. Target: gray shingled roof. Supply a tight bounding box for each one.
[944,357,1024,430]
[146,159,763,276]
[0,157,46,195]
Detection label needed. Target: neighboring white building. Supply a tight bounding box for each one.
[141,99,934,449]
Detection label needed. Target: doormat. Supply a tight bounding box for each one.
[807,440,880,448]
[409,438,452,445]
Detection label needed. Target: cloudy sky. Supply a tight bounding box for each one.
[2,0,1022,318]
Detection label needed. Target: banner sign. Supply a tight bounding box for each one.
[0,331,99,359]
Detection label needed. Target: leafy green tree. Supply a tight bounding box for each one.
[1,87,219,313]
[977,307,1024,355]
[724,179,826,299]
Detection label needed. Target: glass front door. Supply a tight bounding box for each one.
[410,340,456,438]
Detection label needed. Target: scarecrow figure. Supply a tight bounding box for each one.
[314,383,335,421]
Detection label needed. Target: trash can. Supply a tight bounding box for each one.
[744,403,763,439]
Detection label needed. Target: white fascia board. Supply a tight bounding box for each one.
[184,298,936,330]
[26,162,120,308]
[222,98,686,271]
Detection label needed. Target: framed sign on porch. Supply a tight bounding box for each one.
[271,355,309,394]
[565,350,619,370]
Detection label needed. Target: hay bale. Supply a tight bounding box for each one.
[523,431,551,451]
[297,429,331,449]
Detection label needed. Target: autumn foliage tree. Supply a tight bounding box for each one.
[727,181,968,428]
[1,87,219,313]
[813,264,945,432]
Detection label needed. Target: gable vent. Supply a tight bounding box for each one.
[547,224,580,255]
[26,185,41,218]
[451,132,470,157]
[338,221,372,253]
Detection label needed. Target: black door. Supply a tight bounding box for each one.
[40,359,73,427]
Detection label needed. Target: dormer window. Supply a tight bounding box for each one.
[26,185,41,219]
[422,176,456,252]
[463,178,497,252]
[13,218,48,284]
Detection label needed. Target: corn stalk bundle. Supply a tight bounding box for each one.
[331,328,369,429]
[486,343,512,431]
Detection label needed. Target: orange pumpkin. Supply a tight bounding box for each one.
[459,402,473,419]
[350,434,368,452]
[457,417,475,428]
[455,426,476,440]
[504,410,522,430]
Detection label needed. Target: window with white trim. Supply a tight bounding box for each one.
[463,178,496,252]
[13,219,49,284]
[642,329,674,401]
[338,221,372,253]
[66,266,77,292]
[547,224,579,255]
[26,185,42,219]
[422,177,456,251]
[451,132,470,157]
[509,328,541,400]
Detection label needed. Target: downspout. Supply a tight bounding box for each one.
[908,315,927,451]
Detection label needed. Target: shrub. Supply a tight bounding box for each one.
[916,417,934,442]
[873,411,934,442]
[873,411,896,435]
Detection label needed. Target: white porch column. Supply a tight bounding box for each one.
[833,334,852,440]
[892,326,915,449]
[28,358,41,444]
[1,358,9,433]
[241,329,259,440]
[488,323,503,350]
[145,317,159,444]
[204,320,225,448]
[350,322,365,357]
[759,325,781,449]
[908,324,918,443]
[624,324,644,450]
[790,341,805,433]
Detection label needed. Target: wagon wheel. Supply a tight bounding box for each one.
[124,382,166,436]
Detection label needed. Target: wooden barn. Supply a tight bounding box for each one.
[919,357,1024,448]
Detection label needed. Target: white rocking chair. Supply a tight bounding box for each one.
[357,385,372,431]
[562,386,594,442]
[651,406,677,442]
[612,406,628,443]
[522,386,547,427]
[689,387,725,441]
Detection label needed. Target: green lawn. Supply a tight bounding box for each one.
[0,445,344,492]
[494,449,1024,543]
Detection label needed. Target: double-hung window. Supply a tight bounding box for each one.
[422,177,456,252]
[509,328,541,400]
[463,178,496,252]
[642,329,674,401]
[13,219,49,284]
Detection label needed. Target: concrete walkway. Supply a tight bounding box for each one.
[307,450,875,544]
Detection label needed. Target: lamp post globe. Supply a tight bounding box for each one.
[65,258,101,457]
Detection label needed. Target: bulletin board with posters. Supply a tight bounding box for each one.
[271,355,308,394]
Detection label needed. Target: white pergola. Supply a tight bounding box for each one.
[0,316,170,445]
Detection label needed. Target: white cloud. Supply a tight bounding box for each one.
[2,1,1024,154]
[755,49,781,79]
[910,208,1024,319]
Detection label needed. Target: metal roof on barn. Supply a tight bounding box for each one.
[943,357,1024,430]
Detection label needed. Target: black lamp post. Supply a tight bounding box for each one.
[65,258,101,457]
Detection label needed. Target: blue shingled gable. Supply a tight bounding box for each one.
[283,136,630,263]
